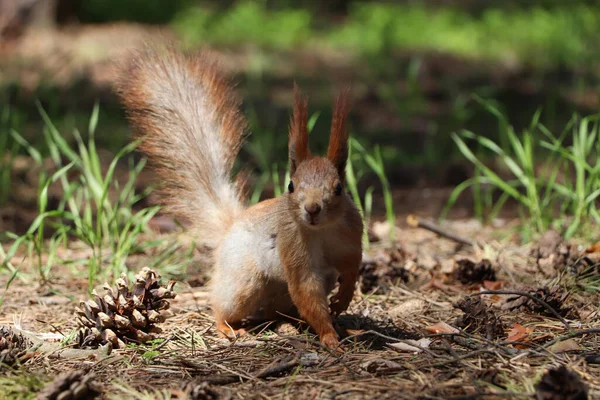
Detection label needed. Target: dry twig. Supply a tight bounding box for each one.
[407,215,475,247]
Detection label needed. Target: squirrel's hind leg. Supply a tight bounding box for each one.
[212,285,255,339]
[215,314,247,339]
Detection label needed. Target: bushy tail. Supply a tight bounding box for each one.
[116,43,247,249]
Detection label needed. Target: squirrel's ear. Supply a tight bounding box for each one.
[327,88,351,180]
[289,83,310,175]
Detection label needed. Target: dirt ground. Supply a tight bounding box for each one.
[1,216,599,399]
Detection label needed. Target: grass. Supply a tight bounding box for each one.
[443,96,600,240]
[576,265,600,293]
[346,144,373,247]
[0,107,21,208]
[173,2,600,68]
[0,372,45,400]
[243,105,297,203]
[33,102,157,287]
[330,3,600,67]
[0,104,191,296]
[348,138,395,243]
[174,1,311,50]
[169,1,600,179]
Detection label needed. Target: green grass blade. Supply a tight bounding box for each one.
[10,130,42,164]
[451,133,528,205]
[308,111,321,133]
[36,101,79,163]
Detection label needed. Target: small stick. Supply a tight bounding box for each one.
[338,330,440,358]
[468,290,571,330]
[208,360,256,382]
[417,348,496,370]
[541,328,600,349]
[254,354,300,379]
[406,215,475,247]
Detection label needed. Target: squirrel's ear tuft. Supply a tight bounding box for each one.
[289,83,310,175]
[327,88,351,180]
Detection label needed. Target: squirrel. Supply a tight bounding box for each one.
[116,44,363,349]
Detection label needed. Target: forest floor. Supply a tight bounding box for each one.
[1,213,599,399]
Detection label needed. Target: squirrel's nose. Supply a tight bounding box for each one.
[304,203,321,215]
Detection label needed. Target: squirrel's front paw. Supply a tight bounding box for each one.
[320,332,341,350]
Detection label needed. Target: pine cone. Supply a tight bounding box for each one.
[181,380,221,400]
[359,246,411,294]
[535,366,588,400]
[533,231,579,275]
[36,370,100,400]
[0,326,33,369]
[503,286,576,319]
[74,267,176,348]
[454,259,496,284]
[455,297,505,340]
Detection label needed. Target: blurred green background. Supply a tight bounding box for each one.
[2,0,600,222]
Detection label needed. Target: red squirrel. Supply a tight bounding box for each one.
[116,44,363,348]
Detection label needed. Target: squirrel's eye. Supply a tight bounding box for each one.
[288,181,294,193]
[334,183,343,196]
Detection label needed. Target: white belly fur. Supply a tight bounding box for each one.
[211,213,340,321]
[211,214,292,319]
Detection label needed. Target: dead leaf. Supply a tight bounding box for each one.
[346,329,365,336]
[420,278,460,293]
[506,323,532,343]
[586,241,600,253]
[548,338,581,353]
[483,280,504,290]
[425,321,459,334]
[387,338,431,353]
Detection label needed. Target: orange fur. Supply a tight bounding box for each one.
[115,43,246,250]
[289,84,311,175]
[276,87,362,348]
[277,226,339,347]
[215,318,247,339]
[327,88,351,180]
